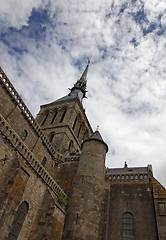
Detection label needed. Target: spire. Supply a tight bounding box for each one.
[70,59,90,101]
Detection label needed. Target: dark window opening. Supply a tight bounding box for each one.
[41,157,47,167]
[72,117,77,130]
[60,110,66,123]
[123,212,134,236]
[49,132,55,143]
[41,113,49,126]
[77,125,82,138]
[50,112,57,124]
[159,203,166,216]
[7,201,29,240]
[20,130,27,142]
[68,140,73,152]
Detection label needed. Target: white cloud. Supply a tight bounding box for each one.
[0,0,49,32]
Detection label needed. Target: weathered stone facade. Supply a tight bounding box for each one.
[0,64,166,240]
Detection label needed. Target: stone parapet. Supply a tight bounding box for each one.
[106,173,149,183]
[0,67,63,163]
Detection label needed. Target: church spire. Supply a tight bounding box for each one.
[70,59,90,101]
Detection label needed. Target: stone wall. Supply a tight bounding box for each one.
[0,67,67,240]
[107,181,158,240]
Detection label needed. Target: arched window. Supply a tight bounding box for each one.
[49,132,55,143]
[72,117,77,130]
[135,175,138,180]
[60,110,66,123]
[8,201,29,240]
[20,130,27,142]
[140,174,143,180]
[41,112,49,126]
[50,111,57,124]
[123,212,134,236]
[41,157,47,167]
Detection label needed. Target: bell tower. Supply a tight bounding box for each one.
[35,60,92,155]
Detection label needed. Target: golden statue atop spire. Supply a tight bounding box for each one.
[88,58,90,64]
[97,125,99,131]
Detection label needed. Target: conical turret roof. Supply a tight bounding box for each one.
[89,130,104,141]
[84,130,108,153]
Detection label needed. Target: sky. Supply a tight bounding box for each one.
[0,0,166,187]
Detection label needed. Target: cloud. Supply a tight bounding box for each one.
[0,0,166,187]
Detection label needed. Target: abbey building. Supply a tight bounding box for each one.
[0,62,166,240]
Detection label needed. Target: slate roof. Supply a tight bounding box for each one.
[85,130,109,152]
[107,167,148,174]
[152,177,166,199]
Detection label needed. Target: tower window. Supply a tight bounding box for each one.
[60,110,66,123]
[49,132,55,143]
[50,112,57,124]
[158,203,165,216]
[77,125,82,138]
[122,212,134,236]
[20,130,27,142]
[68,140,74,152]
[7,201,29,240]
[41,112,49,126]
[41,157,47,167]
[72,117,77,130]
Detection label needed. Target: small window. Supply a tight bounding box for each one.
[77,125,82,138]
[126,175,129,180]
[20,130,27,142]
[41,112,49,126]
[144,174,148,180]
[50,112,57,124]
[49,132,55,143]
[135,175,138,180]
[60,110,66,123]
[68,140,74,152]
[158,203,165,216]
[140,174,143,180]
[130,175,134,180]
[7,201,29,240]
[41,157,47,167]
[123,212,134,236]
[72,117,77,130]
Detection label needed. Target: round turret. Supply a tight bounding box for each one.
[77,130,108,181]
[62,130,108,240]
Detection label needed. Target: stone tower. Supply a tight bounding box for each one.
[0,61,166,240]
[36,60,92,155]
[62,130,108,240]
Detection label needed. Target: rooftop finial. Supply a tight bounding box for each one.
[97,125,99,131]
[124,161,128,168]
[70,59,90,101]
